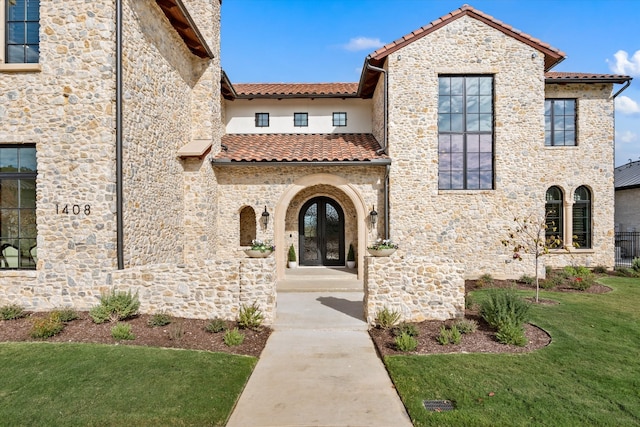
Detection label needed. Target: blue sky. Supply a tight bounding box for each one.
[220,0,640,166]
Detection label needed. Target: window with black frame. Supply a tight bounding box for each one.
[294,112,308,127]
[255,113,269,127]
[573,186,591,249]
[545,99,576,146]
[0,145,37,269]
[545,186,563,242]
[438,75,494,190]
[5,0,40,64]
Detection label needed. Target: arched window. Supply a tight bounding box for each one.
[239,206,256,246]
[545,186,563,241]
[573,186,591,249]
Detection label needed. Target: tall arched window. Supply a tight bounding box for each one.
[239,206,256,246]
[573,186,591,249]
[545,186,563,241]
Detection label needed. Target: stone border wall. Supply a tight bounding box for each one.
[364,254,465,324]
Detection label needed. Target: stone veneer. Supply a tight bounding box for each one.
[364,255,465,324]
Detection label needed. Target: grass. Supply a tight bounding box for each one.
[0,343,256,426]
[385,276,640,426]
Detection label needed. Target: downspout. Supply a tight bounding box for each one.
[116,0,124,269]
[365,59,390,239]
[612,79,631,99]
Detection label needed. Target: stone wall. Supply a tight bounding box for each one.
[364,254,465,324]
[615,188,640,232]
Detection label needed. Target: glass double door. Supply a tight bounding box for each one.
[299,197,345,266]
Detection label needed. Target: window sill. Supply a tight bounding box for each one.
[0,63,42,73]
[438,189,494,195]
[0,269,37,278]
[544,145,578,149]
[548,248,594,254]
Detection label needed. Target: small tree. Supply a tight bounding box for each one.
[501,212,573,302]
[288,244,296,262]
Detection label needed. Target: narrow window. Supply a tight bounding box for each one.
[545,99,576,146]
[573,186,591,249]
[294,113,308,127]
[545,186,563,242]
[5,0,40,63]
[332,112,347,127]
[255,113,269,128]
[0,145,37,269]
[239,206,256,246]
[438,75,494,190]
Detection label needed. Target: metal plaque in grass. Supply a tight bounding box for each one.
[423,400,454,412]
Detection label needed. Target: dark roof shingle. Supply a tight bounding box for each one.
[615,160,640,189]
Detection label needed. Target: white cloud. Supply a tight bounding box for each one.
[342,37,385,52]
[616,95,640,114]
[608,50,640,76]
[616,130,638,144]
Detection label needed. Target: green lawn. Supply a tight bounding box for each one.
[386,277,640,427]
[0,343,256,426]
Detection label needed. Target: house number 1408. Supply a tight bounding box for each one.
[56,204,91,215]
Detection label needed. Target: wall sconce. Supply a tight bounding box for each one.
[261,206,270,228]
[369,206,378,227]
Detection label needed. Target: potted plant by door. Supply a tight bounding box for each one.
[288,244,298,268]
[347,243,356,268]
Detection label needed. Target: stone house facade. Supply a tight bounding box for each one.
[0,3,631,324]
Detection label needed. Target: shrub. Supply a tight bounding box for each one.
[392,322,419,337]
[453,318,478,334]
[168,322,184,341]
[480,288,530,330]
[51,308,79,323]
[495,322,527,346]
[545,265,553,277]
[464,293,475,309]
[569,276,594,291]
[436,325,450,345]
[30,313,64,339]
[592,265,608,274]
[633,257,640,272]
[288,244,297,262]
[0,304,26,320]
[238,302,264,330]
[394,332,418,352]
[375,307,401,329]
[223,328,245,346]
[147,311,172,327]
[615,267,636,277]
[449,325,462,345]
[90,289,140,324]
[519,274,535,286]
[562,266,578,277]
[205,318,227,333]
[477,273,494,288]
[111,323,135,340]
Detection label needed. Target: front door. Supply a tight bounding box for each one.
[299,197,345,266]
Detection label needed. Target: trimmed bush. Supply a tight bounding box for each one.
[394,332,418,352]
[205,318,227,333]
[0,304,26,320]
[90,289,140,324]
[30,313,64,339]
[375,307,400,330]
[480,288,530,330]
[223,328,245,347]
[111,323,135,340]
[238,302,263,330]
[147,311,172,327]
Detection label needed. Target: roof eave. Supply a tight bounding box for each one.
[546,77,632,84]
[211,159,392,166]
[156,0,215,59]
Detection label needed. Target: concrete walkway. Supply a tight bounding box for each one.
[226,269,413,427]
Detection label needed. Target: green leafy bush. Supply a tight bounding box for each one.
[205,318,227,333]
[30,313,64,339]
[375,307,400,329]
[147,311,172,327]
[495,322,527,346]
[288,244,297,262]
[480,288,530,331]
[465,293,475,309]
[519,274,535,286]
[449,325,462,344]
[90,289,140,324]
[223,328,245,346]
[569,276,594,291]
[615,267,636,277]
[394,332,418,352]
[51,308,79,323]
[592,265,608,274]
[111,323,135,340]
[436,325,450,345]
[633,258,640,272]
[392,322,419,337]
[0,304,26,320]
[477,273,494,288]
[453,318,478,334]
[238,302,264,330]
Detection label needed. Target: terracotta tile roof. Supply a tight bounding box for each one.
[231,83,360,98]
[545,72,632,84]
[369,5,565,69]
[214,134,389,163]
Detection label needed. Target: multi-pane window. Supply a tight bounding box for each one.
[438,76,493,190]
[255,113,269,127]
[294,112,308,127]
[0,145,36,269]
[332,112,347,127]
[573,186,591,249]
[545,186,563,241]
[545,99,576,146]
[5,0,40,63]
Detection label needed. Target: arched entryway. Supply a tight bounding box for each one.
[298,197,345,266]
